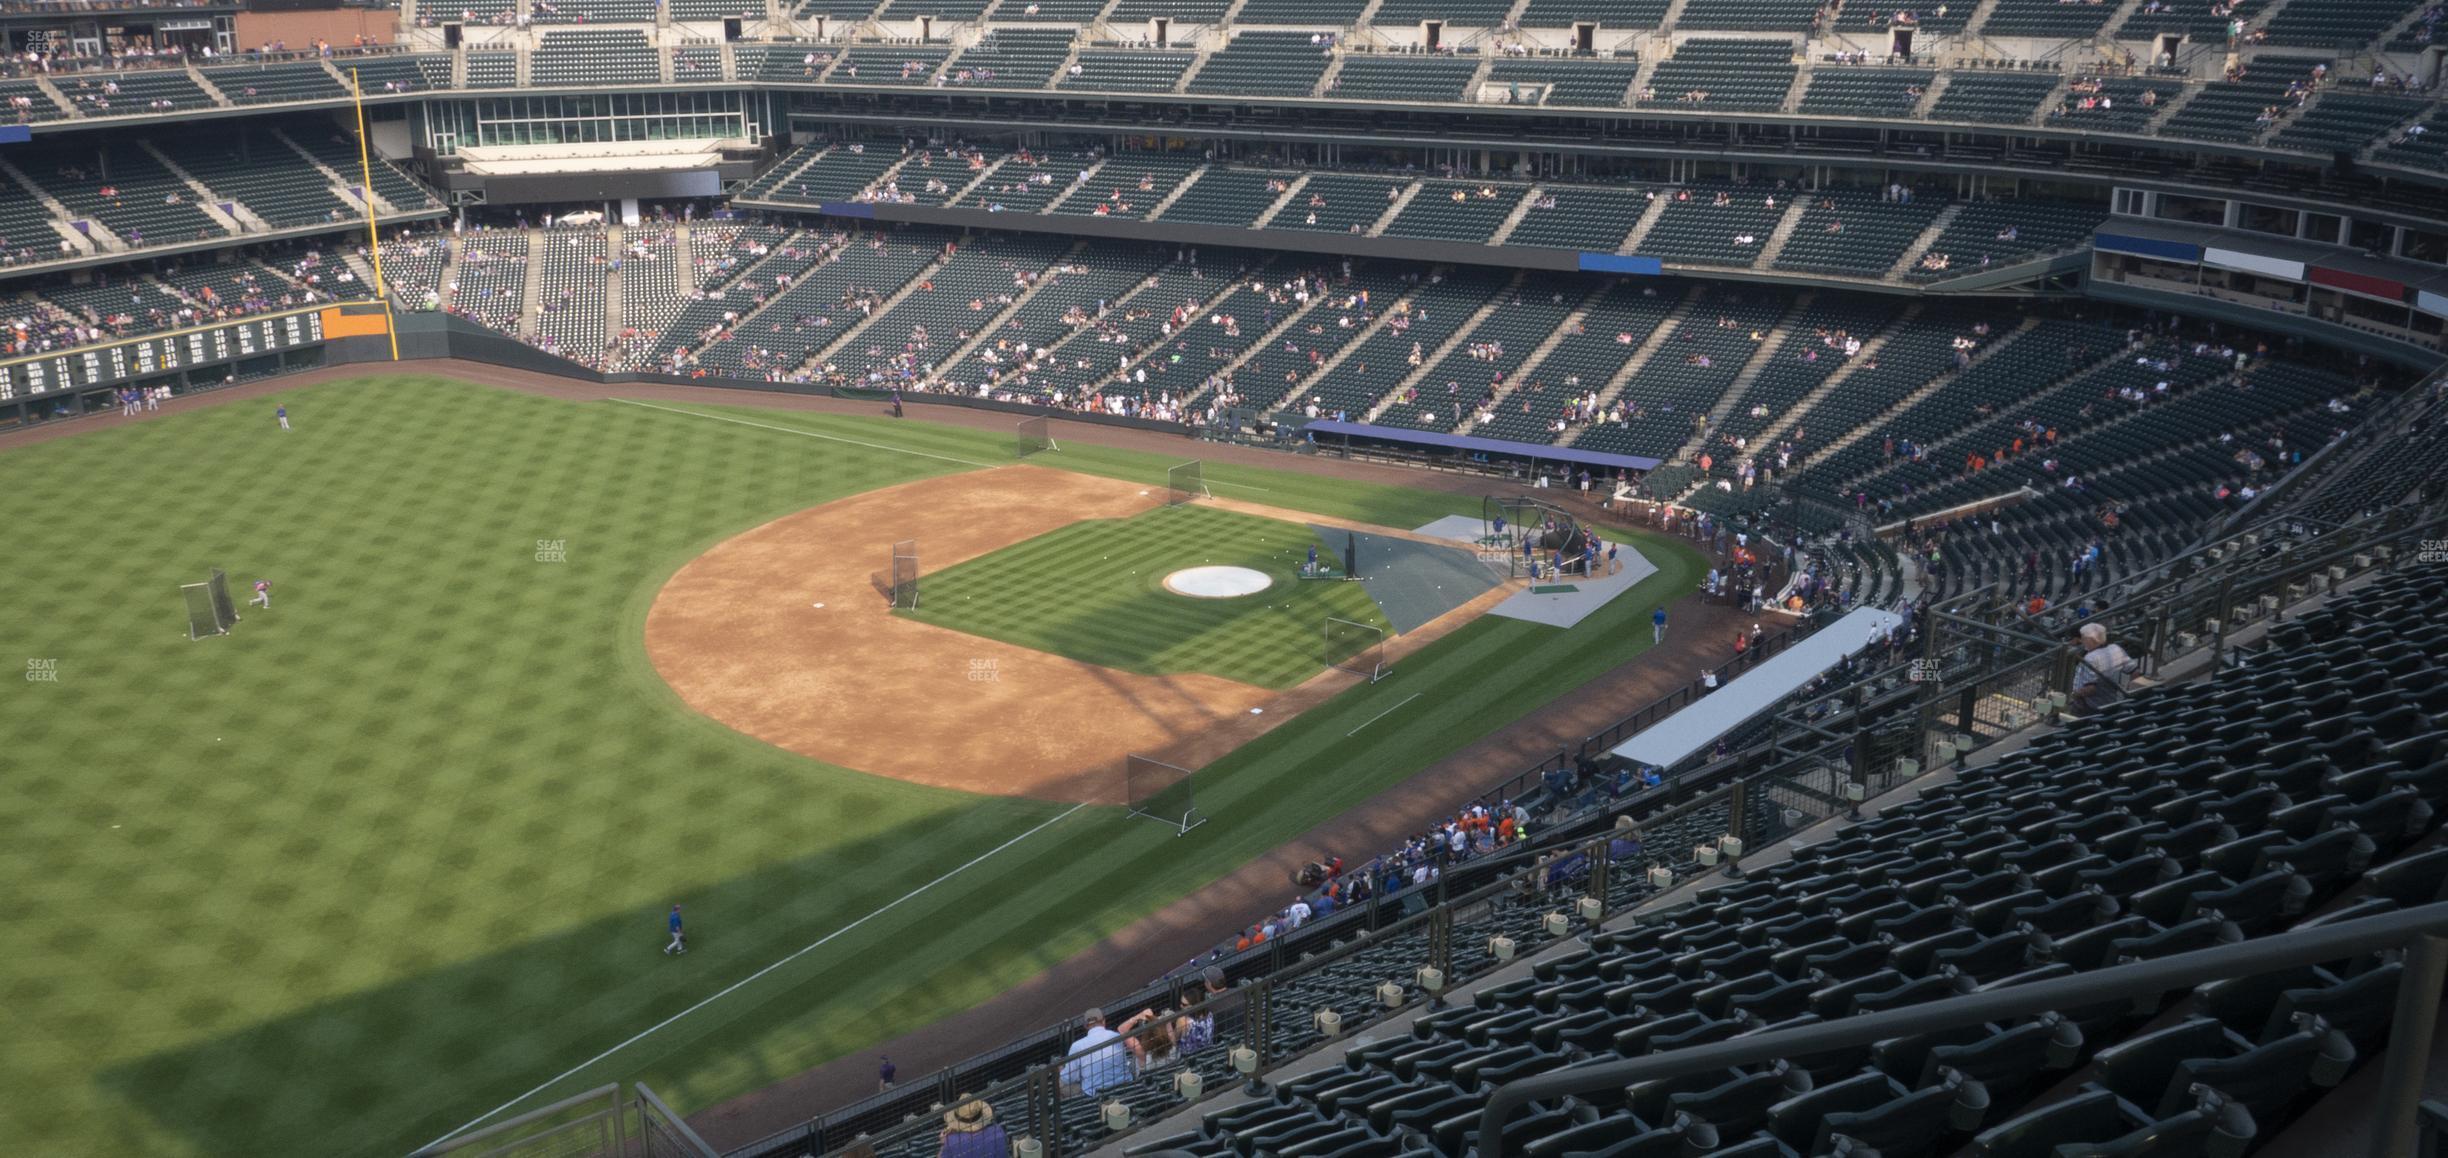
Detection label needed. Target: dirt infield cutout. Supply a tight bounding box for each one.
[643,466,1519,803]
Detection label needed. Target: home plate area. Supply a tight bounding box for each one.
[1302,523,1501,635]
[1413,513,1659,629]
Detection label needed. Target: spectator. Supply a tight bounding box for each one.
[1059,1008,1128,1096]
[2068,623,2135,714]
[937,1098,1007,1158]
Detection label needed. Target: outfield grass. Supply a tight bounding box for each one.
[0,381,1704,1158]
[905,504,1389,688]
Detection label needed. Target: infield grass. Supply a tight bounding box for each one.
[904,504,1389,688]
[0,379,1703,1158]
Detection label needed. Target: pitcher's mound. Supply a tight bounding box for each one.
[1163,565,1273,599]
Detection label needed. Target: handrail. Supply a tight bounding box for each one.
[1479,900,2448,1158]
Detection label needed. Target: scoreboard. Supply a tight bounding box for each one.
[0,308,327,404]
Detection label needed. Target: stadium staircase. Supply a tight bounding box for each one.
[1618,193,1672,254]
[921,239,1090,384]
[1449,281,1605,435]
[1360,269,1524,420]
[1752,198,1815,270]
[1172,45,1210,94]
[754,145,834,200]
[603,227,627,336]
[1960,0,2002,38]
[1548,292,1694,445]
[1451,279,1616,436]
[2025,71,2073,127]
[1116,260,1275,401]
[940,159,1002,208]
[1911,72,1952,118]
[2098,0,2151,41]
[2377,2,2444,51]
[801,245,960,369]
[433,241,464,305]
[2245,0,2301,41]
[1466,52,1496,96]
[1658,0,1693,29]
[1164,269,1316,402]
[1693,292,1818,444]
[29,75,70,118]
[186,62,231,107]
[1367,181,1423,237]
[138,141,258,234]
[1820,338,2139,506]
[1042,160,1107,213]
[1313,53,1347,99]
[1052,35,1085,91]
[1888,203,1967,282]
[1739,303,1925,456]
[1252,174,1312,228]
[341,248,379,290]
[271,126,400,216]
[1486,187,1541,246]
[858,152,927,201]
[2144,80,2204,133]
[1808,315,2044,467]
[518,239,547,338]
[1258,274,1434,418]
[0,156,117,252]
[1144,169,1205,219]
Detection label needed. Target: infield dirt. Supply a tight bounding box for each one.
[643,465,1517,802]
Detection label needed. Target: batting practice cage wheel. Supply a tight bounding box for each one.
[1167,460,1211,507]
[180,568,240,640]
[886,539,920,609]
[1015,415,1057,459]
[1325,616,1389,683]
[1481,494,1592,579]
[1124,753,1208,834]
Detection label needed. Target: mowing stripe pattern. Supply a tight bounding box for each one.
[905,504,1391,689]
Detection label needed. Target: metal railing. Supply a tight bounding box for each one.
[414,1083,717,1158]
[730,747,1871,1157]
[1479,901,2448,1158]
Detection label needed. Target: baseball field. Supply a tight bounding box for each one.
[0,375,1705,1157]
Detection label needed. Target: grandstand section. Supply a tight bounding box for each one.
[4,5,2448,1158]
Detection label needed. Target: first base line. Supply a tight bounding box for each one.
[416,801,1088,1153]
[1346,692,1423,737]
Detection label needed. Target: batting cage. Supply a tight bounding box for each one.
[1325,616,1388,682]
[1481,495,1593,580]
[181,569,239,640]
[1015,415,1056,458]
[888,539,920,609]
[1124,754,1208,834]
[1166,460,1210,507]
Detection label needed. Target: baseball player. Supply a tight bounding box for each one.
[249,579,271,610]
[664,905,687,954]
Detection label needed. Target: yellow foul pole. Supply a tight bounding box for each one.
[349,67,400,361]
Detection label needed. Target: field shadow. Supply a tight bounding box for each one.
[95,797,1061,1158]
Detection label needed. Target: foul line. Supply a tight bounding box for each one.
[416,802,1088,1153]
[610,398,1004,469]
[1346,692,1423,737]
